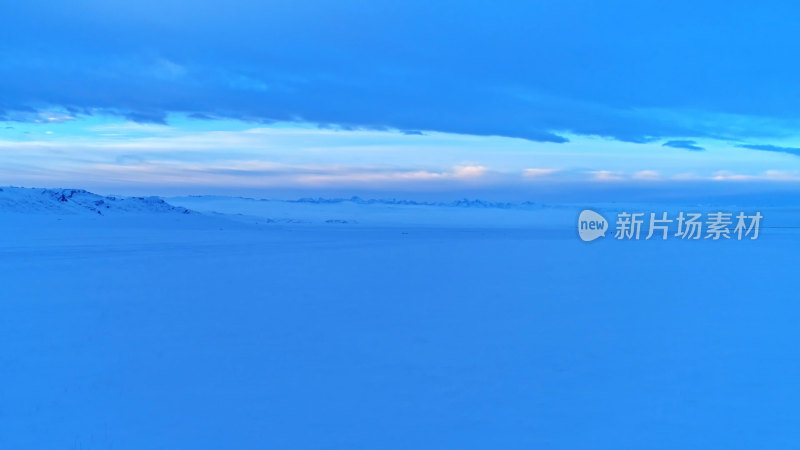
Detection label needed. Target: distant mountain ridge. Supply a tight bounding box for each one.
[0,187,192,215]
[180,195,543,210]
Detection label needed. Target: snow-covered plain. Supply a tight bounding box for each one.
[2,186,800,449]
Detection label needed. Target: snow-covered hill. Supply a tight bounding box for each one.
[0,187,192,215]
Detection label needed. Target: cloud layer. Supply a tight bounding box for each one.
[4,1,800,144]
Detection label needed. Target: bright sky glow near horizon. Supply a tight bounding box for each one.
[4,1,800,195]
[4,113,800,195]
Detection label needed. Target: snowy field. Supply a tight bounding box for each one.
[2,187,800,449]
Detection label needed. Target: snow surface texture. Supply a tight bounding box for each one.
[2,186,799,449]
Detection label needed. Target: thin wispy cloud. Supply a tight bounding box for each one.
[662,140,704,151]
[737,144,800,157]
[632,170,661,181]
[523,168,560,178]
[589,171,625,182]
[711,170,800,182]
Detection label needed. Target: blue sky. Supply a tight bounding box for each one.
[3,0,800,193]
